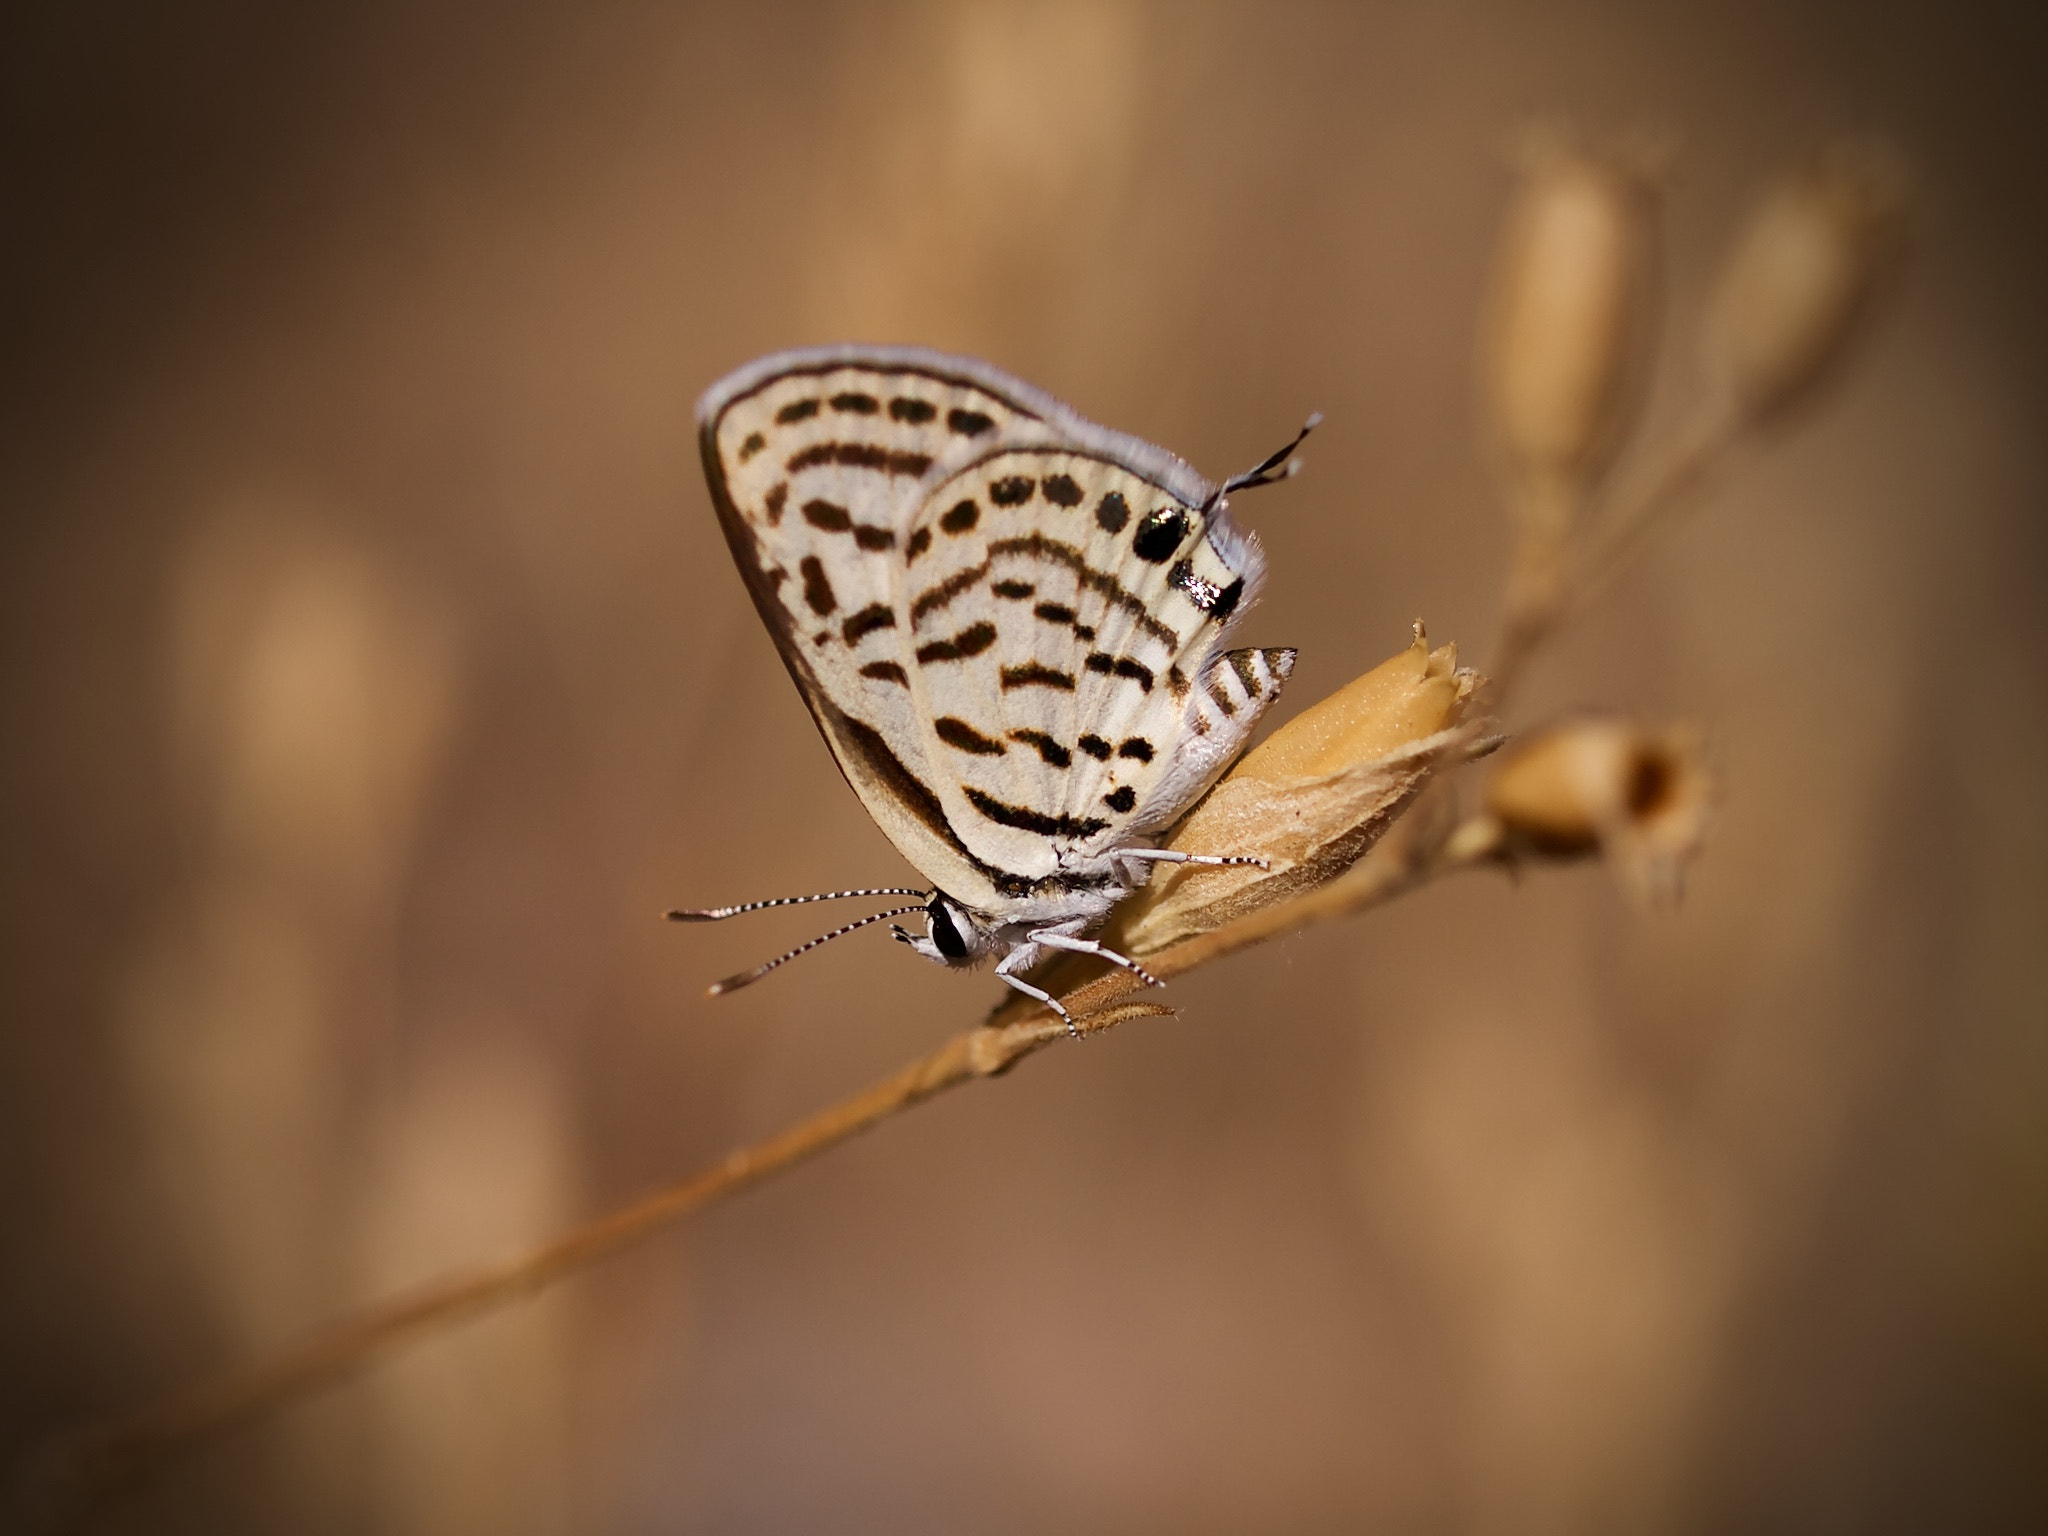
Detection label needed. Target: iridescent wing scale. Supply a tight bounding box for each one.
[698,346,1292,924]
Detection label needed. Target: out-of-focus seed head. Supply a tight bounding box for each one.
[1485,134,1662,495]
[1116,625,1484,954]
[1480,716,1712,902]
[1701,140,1907,429]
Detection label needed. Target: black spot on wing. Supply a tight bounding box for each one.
[1041,473,1082,507]
[739,431,766,461]
[764,483,787,524]
[799,556,836,616]
[905,527,932,565]
[1096,491,1130,533]
[1078,734,1112,760]
[803,499,851,532]
[948,408,994,436]
[936,717,1005,755]
[859,660,908,685]
[1133,506,1190,563]
[965,788,1107,840]
[991,579,1034,600]
[940,499,979,534]
[1103,786,1137,813]
[989,476,1034,506]
[1118,738,1154,761]
[1212,577,1245,622]
[854,524,895,551]
[1033,601,1076,625]
[830,391,879,414]
[776,398,819,424]
[889,397,936,423]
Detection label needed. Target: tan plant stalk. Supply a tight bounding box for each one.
[36,828,1478,1513]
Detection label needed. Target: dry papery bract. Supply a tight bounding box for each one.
[1487,128,1664,502]
[1452,715,1714,904]
[1483,128,1664,680]
[1115,625,1482,955]
[1700,139,1908,431]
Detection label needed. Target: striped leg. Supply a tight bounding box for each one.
[1029,928,1162,988]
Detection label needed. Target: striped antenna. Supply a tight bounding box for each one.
[667,887,926,922]
[1215,412,1322,503]
[705,904,927,996]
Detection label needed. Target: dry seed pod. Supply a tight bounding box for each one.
[1486,137,1661,496]
[1702,141,1906,428]
[1481,716,1711,901]
[1116,625,1483,955]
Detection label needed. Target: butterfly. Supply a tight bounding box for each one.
[674,346,1310,1032]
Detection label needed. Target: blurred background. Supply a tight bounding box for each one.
[3,1,2044,1531]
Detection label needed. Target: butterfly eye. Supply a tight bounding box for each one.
[927,897,970,961]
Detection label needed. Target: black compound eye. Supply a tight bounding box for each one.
[928,898,969,961]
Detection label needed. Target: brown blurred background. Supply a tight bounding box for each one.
[4,2,2045,1531]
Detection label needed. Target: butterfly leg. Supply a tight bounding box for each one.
[993,952,1077,1036]
[1117,848,1271,871]
[1028,928,1163,989]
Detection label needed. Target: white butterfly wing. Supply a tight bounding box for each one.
[698,346,1292,922]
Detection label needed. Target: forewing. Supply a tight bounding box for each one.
[700,349,1078,910]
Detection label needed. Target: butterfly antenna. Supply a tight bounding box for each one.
[704,904,927,996]
[666,887,926,922]
[1214,412,1324,505]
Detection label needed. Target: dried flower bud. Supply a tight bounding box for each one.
[1480,716,1711,901]
[1116,625,1483,955]
[1701,141,1906,428]
[1486,137,1661,494]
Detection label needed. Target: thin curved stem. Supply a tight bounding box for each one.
[32,834,1485,1517]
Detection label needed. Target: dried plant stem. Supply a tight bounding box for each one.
[1488,405,1739,702]
[1572,404,1739,613]
[39,832,1477,1514]
[1492,473,1585,698]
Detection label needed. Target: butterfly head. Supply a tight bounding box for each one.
[892,892,993,969]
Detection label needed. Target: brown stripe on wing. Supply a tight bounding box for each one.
[964,787,1107,840]
[841,603,896,644]
[910,558,993,625]
[1083,652,1154,692]
[802,498,896,550]
[987,534,1181,650]
[935,717,1006,755]
[915,622,997,664]
[1000,663,1074,691]
[1008,730,1071,767]
[906,533,1182,652]
[786,441,933,477]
